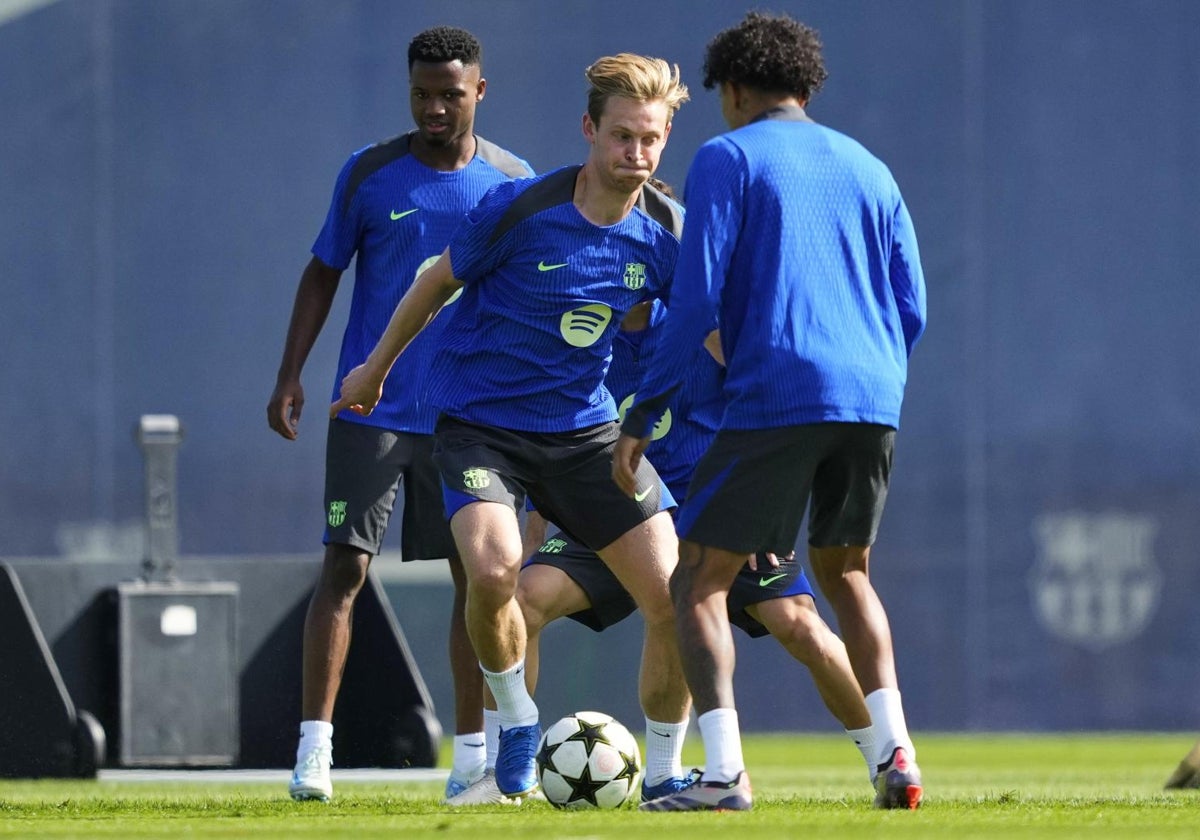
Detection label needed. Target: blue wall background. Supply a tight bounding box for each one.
[3,0,1199,736]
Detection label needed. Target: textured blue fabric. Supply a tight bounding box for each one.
[609,300,723,499]
[313,133,532,433]
[624,108,926,436]
[428,166,682,432]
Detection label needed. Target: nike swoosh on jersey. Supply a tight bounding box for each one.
[390,208,419,220]
[758,573,787,587]
[538,260,569,271]
[634,486,652,502]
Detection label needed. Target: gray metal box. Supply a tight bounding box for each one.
[116,581,239,766]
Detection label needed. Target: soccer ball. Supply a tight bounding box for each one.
[535,711,642,809]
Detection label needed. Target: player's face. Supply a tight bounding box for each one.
[409,59,485,148]
[584,96,672,193]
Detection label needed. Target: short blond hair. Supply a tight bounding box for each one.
[585,53,690,126]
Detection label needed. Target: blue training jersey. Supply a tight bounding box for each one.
[426,166,683,432]
[623,106,927,437]
[313,132,532,433]
[609,300,724,501]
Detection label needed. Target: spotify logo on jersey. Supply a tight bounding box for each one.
[559,304,612,347]
[617,394,672,440]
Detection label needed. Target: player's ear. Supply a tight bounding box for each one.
[582,112,596,144]
[475,77,486,102]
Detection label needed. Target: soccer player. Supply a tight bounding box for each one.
[457,295,880,806]
[615,12,928,811]
[267,26,533,802]
[330,53,694,803]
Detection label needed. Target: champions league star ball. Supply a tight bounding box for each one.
[535,711,642,809]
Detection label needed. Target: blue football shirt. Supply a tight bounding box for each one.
[313,132,532,433]
[609,300,724,500]
[426,166,684,432]
[623,107,927,437]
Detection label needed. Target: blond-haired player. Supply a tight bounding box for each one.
[331,54,694,801]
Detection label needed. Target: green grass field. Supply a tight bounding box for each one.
[2,733,1198,838]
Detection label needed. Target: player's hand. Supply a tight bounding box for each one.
[612,433,650,497]
[748,550,793,572]
[267,379,303,441]
[330,363,384,418]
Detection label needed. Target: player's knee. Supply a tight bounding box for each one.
[639,594,676,630]
[777,621,833,666]
[320,546,370,597]
[760,600,829,661]
[468,563,519,608]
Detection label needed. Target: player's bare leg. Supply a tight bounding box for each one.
[449,502,526,671]
[665,540,743,714]
[291,542,370,801]
[444,553,488,799]
[599,514,699,800]
[748,594,878,785]
[516,563,591,692]
[447,546,588,806]
[448,555,483,732]
[640,538,752,811]
[749,595,870,730]
[597,512,690,724]
[301,543,371,721]
[808,544,921,809]
[807,545,895,694]
[450,501,539,797]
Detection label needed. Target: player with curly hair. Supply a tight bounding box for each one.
[617,11,927,811]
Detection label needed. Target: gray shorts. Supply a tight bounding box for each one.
[433,416,674,551]
[323,418,456,561]
[524,532,814,638]
[677,423,895,554]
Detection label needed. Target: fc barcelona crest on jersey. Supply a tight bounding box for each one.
[623,262,647,290]
[328,500,347,528]
[463,468,491,490]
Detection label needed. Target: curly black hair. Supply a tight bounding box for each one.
[407,26,482,70]
[702,11,827,101]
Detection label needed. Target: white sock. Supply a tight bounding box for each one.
[484,708,502,770]
[846,724,877,781]
[481,660,538,728]
[865,688,914,766]
[644,716,688,785]
[297,719,333,761]
[696,708,743,782]
[452,732,486,778]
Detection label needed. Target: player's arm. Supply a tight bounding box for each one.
[616,145,738,496]
[612,434,653,497]
[268,256,342,440]
[890,197,927,356]
[330,248,463,417]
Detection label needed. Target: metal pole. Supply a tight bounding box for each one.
[135,415,183,581]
